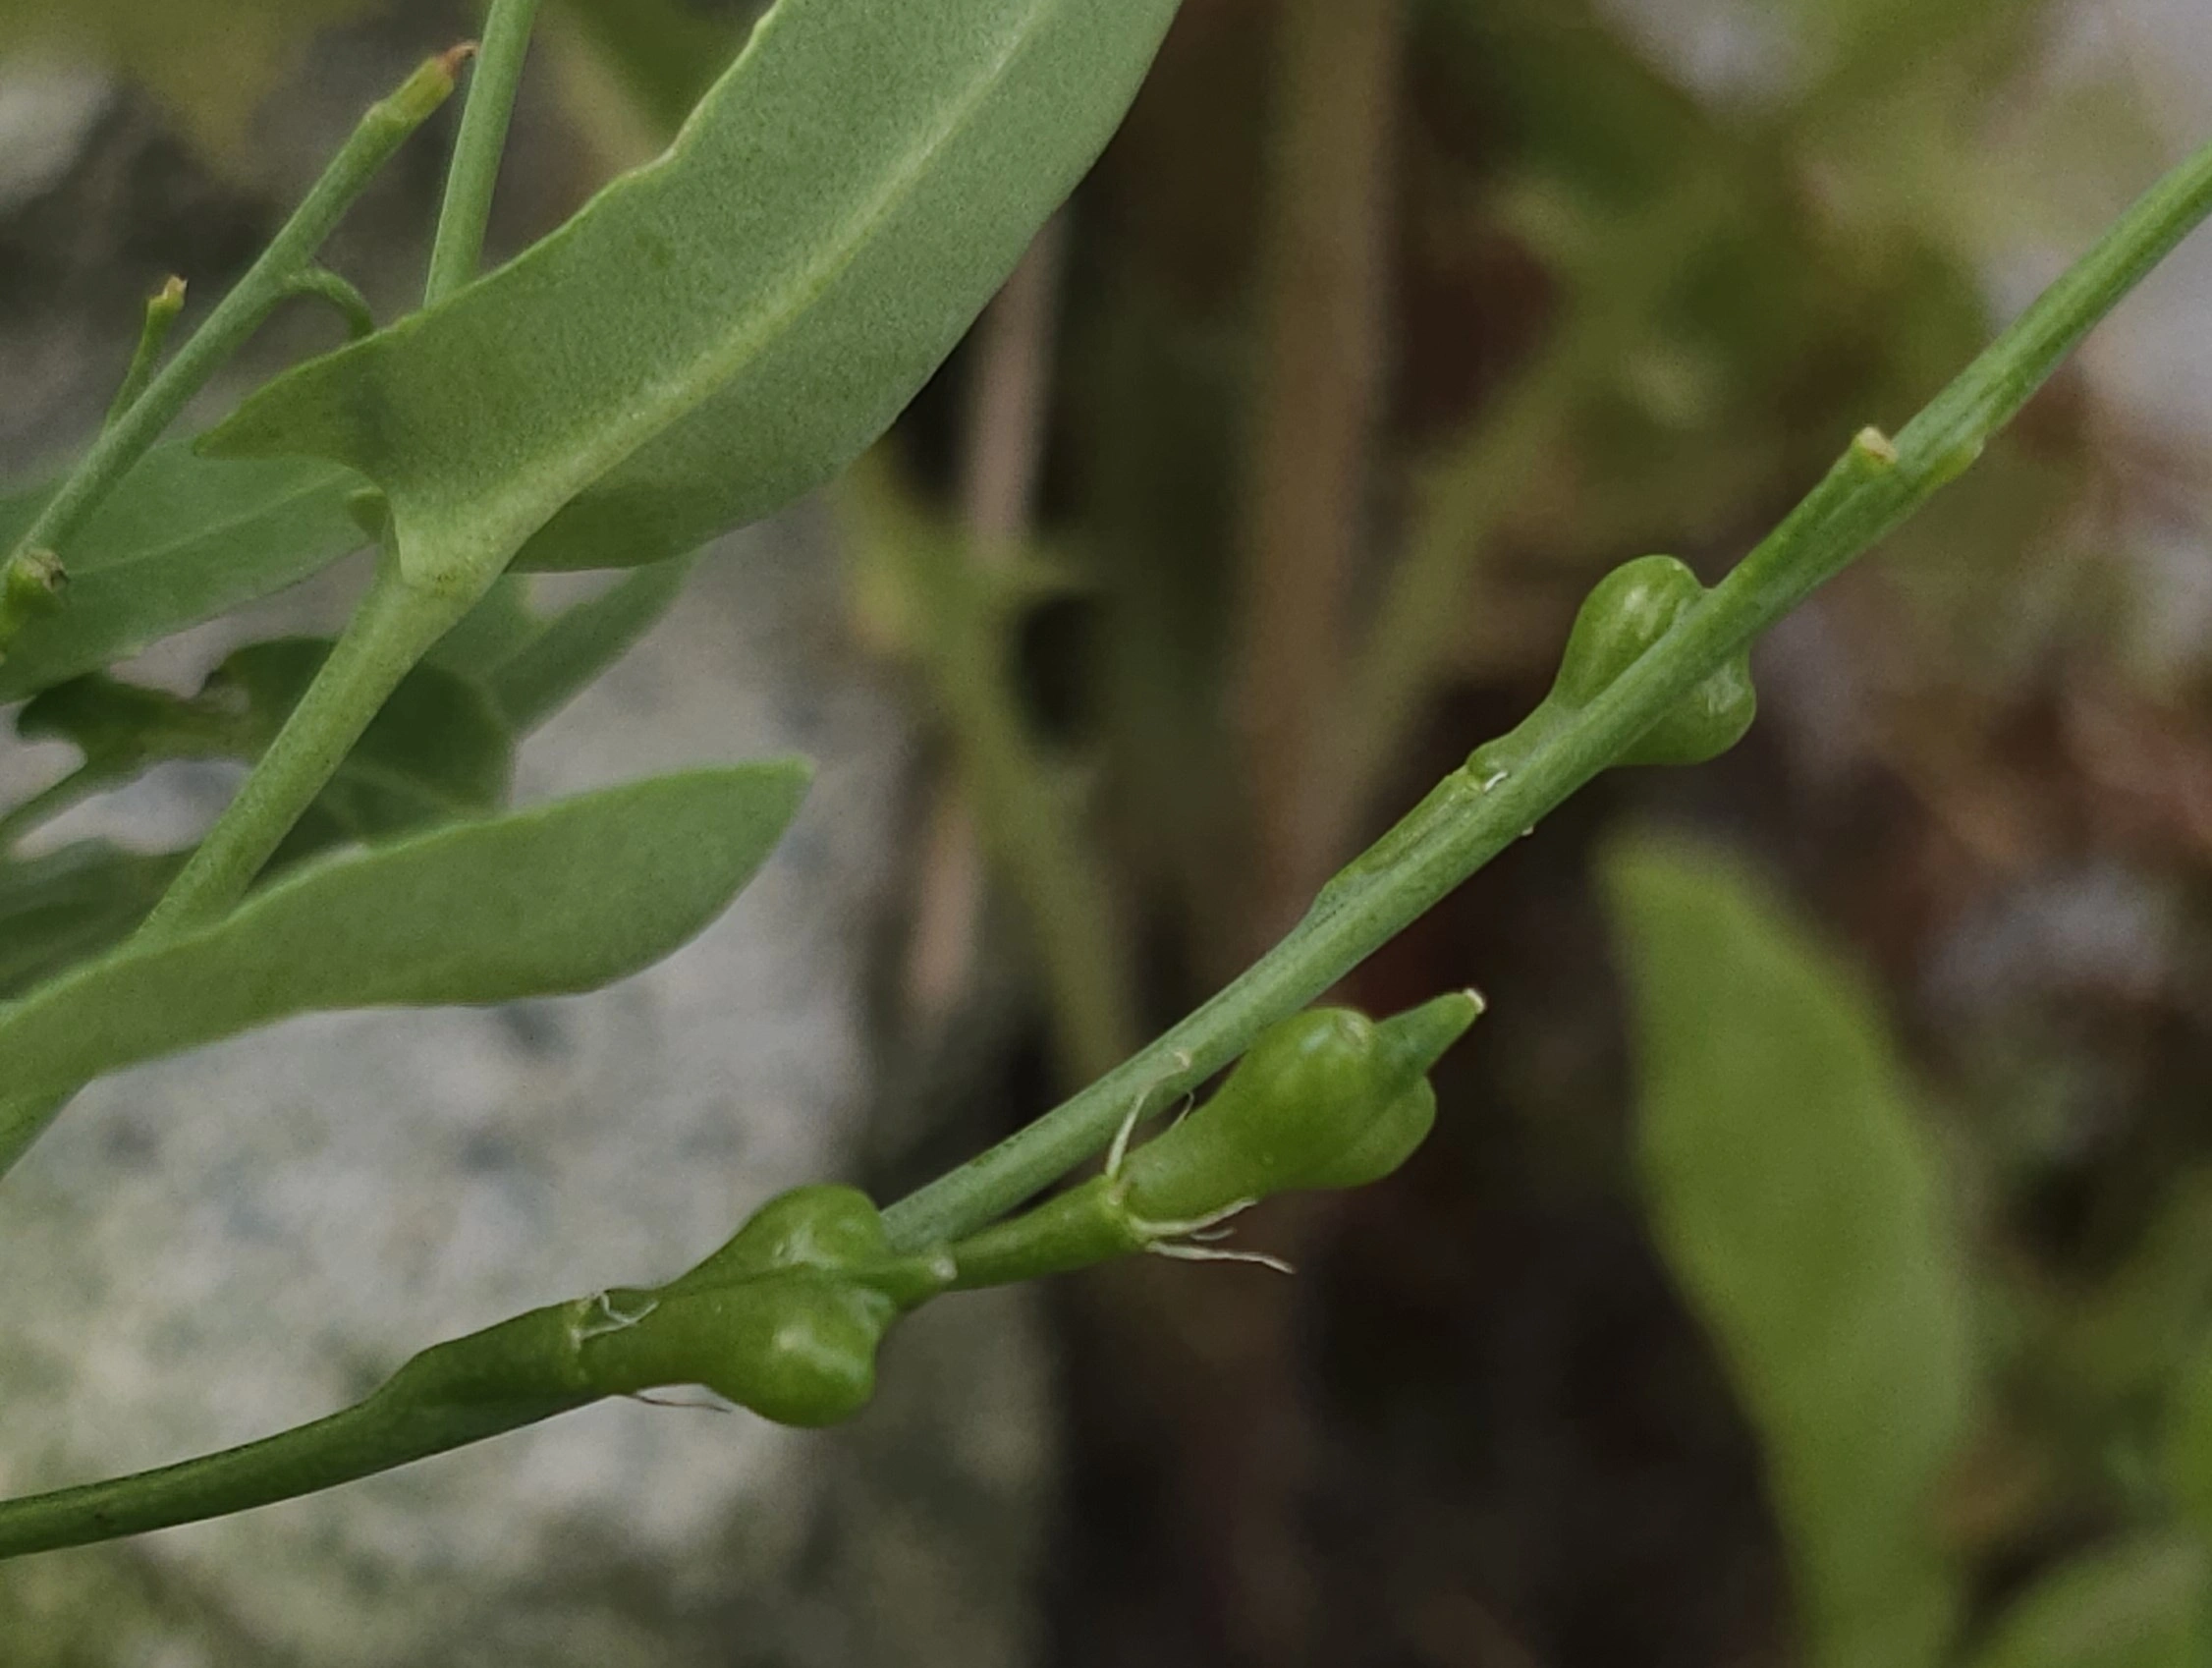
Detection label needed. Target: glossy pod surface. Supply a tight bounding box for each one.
[1470,554,1757,784]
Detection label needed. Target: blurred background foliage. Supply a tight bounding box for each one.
[9,0,2212,1661]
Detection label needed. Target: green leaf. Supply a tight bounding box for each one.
[1604,837,1973,1668]
[0,762,809,1103]
[0,444,362,704]
[215,639,515,855]
[0,843,186,1001]
[16,672,236,767]
[203,0,1183,578]
[425,577,545,676]
[548,0,752,143]
[12,637,515,862]
[487,557,696,730]
[1963,1538,2211,1668]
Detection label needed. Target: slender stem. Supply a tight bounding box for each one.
[1228,0,1400,948]
[283,267,378,340]
[926,575,1138,1081]
[0,1386,587,1559]
[0,49,467,656]
[103,277,188,428]
[934,222,1140,1082]
[138,560,486,938]
[1331,182,1733,817]
[0,1302,590,1558]
[425,0,543,306]
[881,128,2212,1251]
[7,57,2212,1575]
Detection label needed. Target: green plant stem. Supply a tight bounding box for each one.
[8,68,2212,1576]
[0,49,466,657]
[283,267,378,340]
[425,0,543,306]
[1229,0,1400,946]
[0,1386,588,1560]
[1331,182,1732,816]
[0,1300,593,1558]
[103,277,188,428]
[925,572,1138,1080]
[940,223,1139,1082]
[138,560,486,938]
[880,128,2212,1252]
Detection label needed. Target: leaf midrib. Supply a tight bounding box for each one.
[434,0,1058,563]
[71,466,357,579]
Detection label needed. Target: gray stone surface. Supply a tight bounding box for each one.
[0,30,1052,1668]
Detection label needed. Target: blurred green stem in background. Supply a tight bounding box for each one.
[880,126,2212,1252]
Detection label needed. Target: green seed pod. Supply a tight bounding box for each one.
[1120,992,1476,1221]
[668,1184,894,1294]
[579,1270,897,1428]
[945,996,1477,1289]
[1303,1082,1438,1194]
[1468,555,1755,783]
[570,1185,955,1426]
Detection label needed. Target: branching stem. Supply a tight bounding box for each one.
[0,50,467,658]
[879,128,2212,1251]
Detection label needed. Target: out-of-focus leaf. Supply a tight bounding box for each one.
[204,0,1184,578]
[0,762,810,1104]
[1604,838,1973,1668]
[1961,1538,2211,1668]
[0,445,362,704]
[2049,1176,2212,1416]
[0,0,390,157]
[425,577,544,676]
[216,639,515,855]
[0,843,185,1001]
[2164,1339,2212,1542]
[546,0,753,149]
[16,672,235,766]
[485,557,695,730]
[11,637,515,862]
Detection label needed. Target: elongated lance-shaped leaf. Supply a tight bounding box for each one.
[201,0,1184,578]
[0,763,808,1109]
[486,557,696,730]
[1605,838,1974,1668]
[0,444,361,703]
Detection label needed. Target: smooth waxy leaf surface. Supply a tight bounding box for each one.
[1606,839,1973,1668]
[0,763,808,1100]
[0,444,361,704]
[204,0,1183,577]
